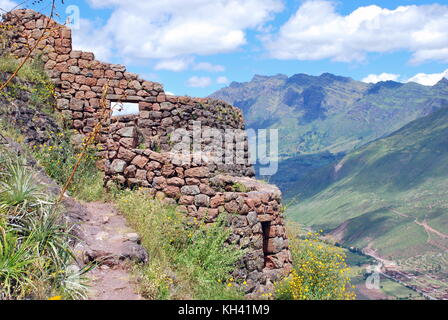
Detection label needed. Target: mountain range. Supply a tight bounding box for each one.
[211,73,448,193]
[211,73,448,266]
[211,73,448,157]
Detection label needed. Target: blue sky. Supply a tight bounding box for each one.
[10,0,448,97]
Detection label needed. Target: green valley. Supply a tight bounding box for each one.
[285,106,448,299]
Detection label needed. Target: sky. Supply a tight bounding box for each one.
[2,0,448,97]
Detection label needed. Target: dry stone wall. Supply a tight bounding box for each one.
[2,9,292,294]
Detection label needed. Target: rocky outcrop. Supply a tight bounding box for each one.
[0,72,61,146]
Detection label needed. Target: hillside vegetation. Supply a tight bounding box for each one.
[211,73,448,204]
[0,55,357,300]
[286,106,448,260]
[211,73,448,158]
[0,144,90,299]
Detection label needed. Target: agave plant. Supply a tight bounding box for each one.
[0,158,48,216]
[0,227,37,299]
[55,262,95,300]
[15,205,73,268]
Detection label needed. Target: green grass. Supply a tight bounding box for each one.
[0,120,25,144]
[0,55,48,83]
[32,130,105,202]
[113,189,245,300]
[0,55,56,115]
[378,276,424,300]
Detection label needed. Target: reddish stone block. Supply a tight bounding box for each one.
[161,164,175,177]
[124,165,137,178]
[60,73,74,82]
[167,177,185,187]
[224,200,239,213]
[84,77,97,86]
[74,75,86,84]
[153,176,167,190]
[56,54,69,62]
[70,50,82,59]
[145,161,162,170]
[78,59,91,68]
[74,91,85,99]
[81,51,95,60]
[54,62,69,72]
[131,155,149,169]
[185,167,209,178]
[135,169,147,181]
[93,69,104,78]
[185,178,200,185]
[85,91,97,99]
[117,147,136,162]
[179,195,194,205]
[105,70,116,78]
[164,186,181,199]
[210,194,225,208]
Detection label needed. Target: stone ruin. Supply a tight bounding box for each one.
[1,9,292,294]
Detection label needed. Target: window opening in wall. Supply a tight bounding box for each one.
[111,102,139,117]
[261,221,271,266]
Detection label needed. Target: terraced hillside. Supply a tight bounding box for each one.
[283,105,448,298]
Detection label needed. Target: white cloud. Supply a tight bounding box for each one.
[154,58,225,73]
[362,73,400,83]
[193,62,225,73]
[83,0,282,61]
[154,57,194,72]
[187,76,212,88]
[266,1,448,64]
[406,69,448,86]
[216,76,230,84]
[0,0,17,12]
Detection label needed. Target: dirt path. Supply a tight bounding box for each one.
[416,220,448,240]
[72,201,147,300]
[4,140,146,300]
[363,242,397,269]
[389,209,448,240]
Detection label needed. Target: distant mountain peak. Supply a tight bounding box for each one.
[229,81,243,88]
[367,80,404,94]
[319,72,352,83]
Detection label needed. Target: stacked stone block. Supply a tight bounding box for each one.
[2,9,292,294]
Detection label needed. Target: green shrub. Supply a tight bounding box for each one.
[230,182,249,193]
[0,229,37,299]
[0,156,47,216]
[115,189,245,300]
[0,147,89,300]
[32,130,105,202]
[275,230,356,300]
[0,55,56,115]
